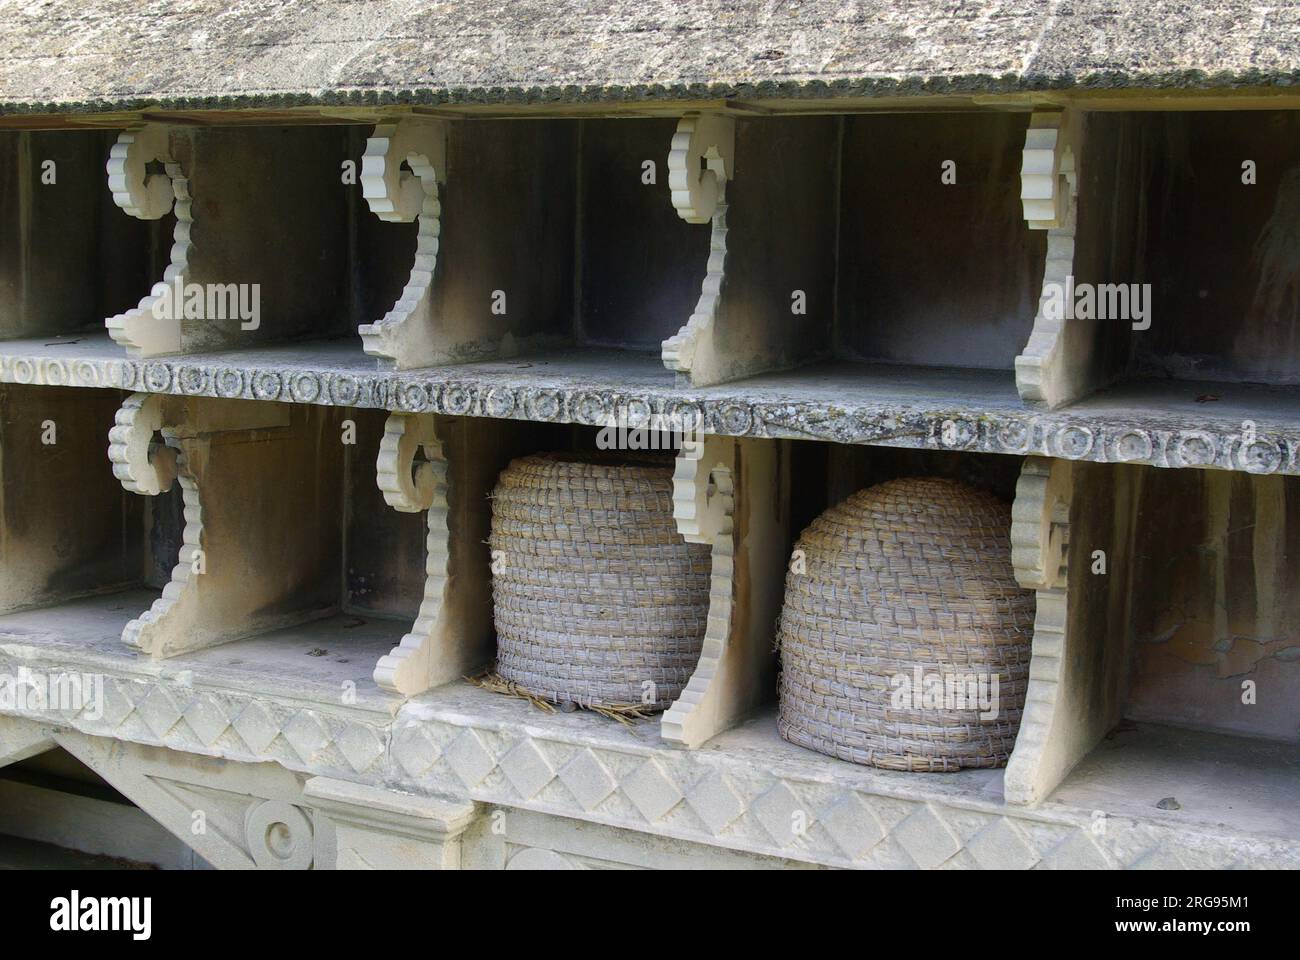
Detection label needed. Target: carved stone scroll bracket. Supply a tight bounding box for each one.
[1016,110,1097,409]
[1005,456,1077,806]
[358,119,450,370]
[107,394,289,659]
[668,113,735,225]
[1020,111,1077,231]
[107,392,177,497]
[373,412,455,696]
[662,435,738,748]
[663,113,735,386]
[104,125,192,359]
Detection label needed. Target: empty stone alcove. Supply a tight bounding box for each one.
[352,114,839,390]
[0,385,154,619]
[94,124,362,358]
[0,130,167,343]
[996,458,1300,847]
[1090,111,1300,391]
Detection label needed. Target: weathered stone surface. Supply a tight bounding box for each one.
[0,338,1294,477]
[0,2,1296,115]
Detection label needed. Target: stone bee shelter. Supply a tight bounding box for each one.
[0,2,1297,870]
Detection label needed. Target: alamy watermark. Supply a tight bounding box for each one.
[150,277,261,330]
[0,667,104,721]
[595,411,705,458]
[50,891,151,940]
[1041,275,1152,331]
[890,666,1000,720]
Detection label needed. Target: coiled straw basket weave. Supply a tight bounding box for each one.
[489,452,711,710]
[777,477,1035,771]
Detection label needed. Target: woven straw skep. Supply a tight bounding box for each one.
[490,452,711,710]
[777,477,1036,772]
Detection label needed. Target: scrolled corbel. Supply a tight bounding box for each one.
[661,435,738,747]
[373,412,454,696]
[107,125,177,221]
[107,392,177,497]
[107,395,289,658]
[662,113,735,386]
[1016,110,1097,409]
[1005,456,1076,806]
[1010,455,1072,591]
[361,119,448,224]
[358,119,449,369]
[669,113,735,224]
[1020,111,1076,231]
[104,125,191,358]
[375,409,443,513]
[108,392,204,657]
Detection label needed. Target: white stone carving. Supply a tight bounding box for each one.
[662,436,736,747]
[662,198,728,378]
[104,126,191,358]
[107,392,176,496]
[663,113,735,385]
[107,392,207,656]
[357,119,449,369]
[107,395,292,659]
[385,691,1294,869]
[51,729,320,870]
[2,677,1293,869]
[1020,112,1075,230]
[668,113,735,224]
[1016,110,1097,409]
[106,125,176,221]
[373,412,454,696]
[244,799,316,870]
[1005,456,1074,806]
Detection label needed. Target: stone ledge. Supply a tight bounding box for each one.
[0,337,1295,476]
[3,621,1296,869]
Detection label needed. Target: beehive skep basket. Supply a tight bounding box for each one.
[776,476,1036,772]
[489,451,712,712]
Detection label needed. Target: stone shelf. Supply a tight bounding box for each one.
[0,589,401,715]
[1050,723,1300,853]
[1,334,1296,476]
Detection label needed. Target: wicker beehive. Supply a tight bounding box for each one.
[777,477,1035,771]
[489,452,712,709]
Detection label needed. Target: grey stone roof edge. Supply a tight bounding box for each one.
[3,69,1300,118]
[1,1,1298,118]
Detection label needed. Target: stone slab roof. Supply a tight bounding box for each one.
[0,1,1297,114]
